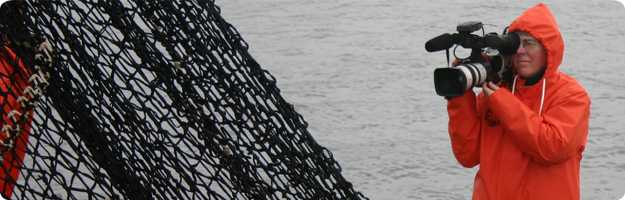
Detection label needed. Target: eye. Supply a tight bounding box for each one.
[522,39,539,49]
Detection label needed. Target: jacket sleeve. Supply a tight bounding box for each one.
[488,87,590,164]
[447,90,482,168]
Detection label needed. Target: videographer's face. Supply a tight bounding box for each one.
[512,32,547,79]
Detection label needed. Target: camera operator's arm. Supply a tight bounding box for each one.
[447,90,482,168]
[487,85,590,165]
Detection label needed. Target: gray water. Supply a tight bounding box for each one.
[217,0,625,199]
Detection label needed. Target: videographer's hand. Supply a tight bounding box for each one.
[482,82,499,96]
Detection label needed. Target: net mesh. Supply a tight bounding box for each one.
[0,0,368,199]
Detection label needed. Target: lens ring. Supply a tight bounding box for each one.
[458,65,474,90]
[476,63,488,84]
[466,63,480,87]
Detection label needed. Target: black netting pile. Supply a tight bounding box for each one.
[0,0,368,199]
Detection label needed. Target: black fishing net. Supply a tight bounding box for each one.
[0,0,368,199]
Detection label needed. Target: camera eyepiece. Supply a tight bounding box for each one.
[484,32,520,55]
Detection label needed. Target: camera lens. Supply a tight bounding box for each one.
[434,62,490,97]
[434,68,466,97]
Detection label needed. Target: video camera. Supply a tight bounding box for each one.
[425,21,520,97]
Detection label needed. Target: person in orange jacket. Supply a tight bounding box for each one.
[446,3,590,200]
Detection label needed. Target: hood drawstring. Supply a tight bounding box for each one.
[511,75,547,116]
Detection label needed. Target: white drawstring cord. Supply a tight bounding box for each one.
[511,75,546,116]
[512,75,518,94]
[539,78,546,116]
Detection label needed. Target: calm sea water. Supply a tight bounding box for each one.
[217,0,625,199]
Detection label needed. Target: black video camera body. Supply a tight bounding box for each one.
[425,21,520,97]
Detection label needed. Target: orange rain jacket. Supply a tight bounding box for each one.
[446,3,590,200]
[0,46,32,198]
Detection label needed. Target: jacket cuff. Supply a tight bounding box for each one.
[447,90,476,106]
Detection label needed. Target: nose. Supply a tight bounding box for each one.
[516,45,528,54]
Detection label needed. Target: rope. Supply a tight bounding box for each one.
[0,0,369,199]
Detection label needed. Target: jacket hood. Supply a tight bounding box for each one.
[508,3,564,78]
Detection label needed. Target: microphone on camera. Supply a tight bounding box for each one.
[425,33,455,52]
